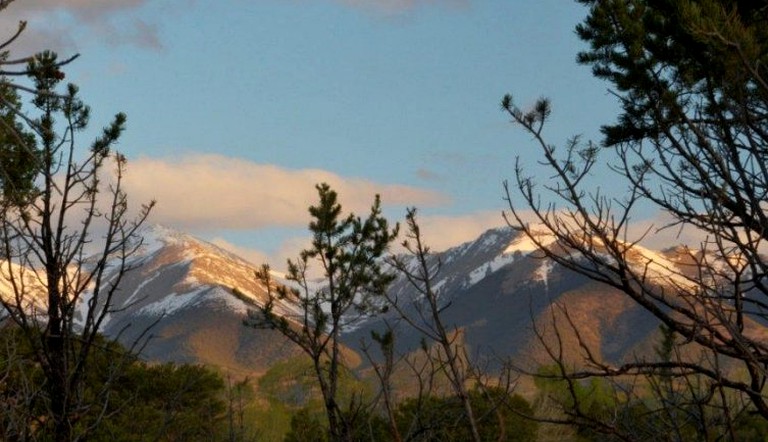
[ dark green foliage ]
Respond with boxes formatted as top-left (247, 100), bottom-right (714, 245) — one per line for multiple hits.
top-left (568, 0), bottom-right (768, 255)
top-left (731, 413), bottom-right (768, 441)
top-left (0, 24), bottom-right (39, 207)
top-left (394, 388), bottom-right (537, 442)
top-left (0, 326), bottom-right (46, 440)
top-left (284, 408), bottom-right (328, 442)
top-left (226, 376), bottom-right (257, 442)
top-left (0, 327), bottom-right (229, 441)
top-left (575, 0), bottom-right (768, 147)
top-left (533, 367), bottom-right (634, 440)
top-left (533, 354), bottom-right (768, 441)
top-left (258, 357), bottom-right (327, 408)
top-left (0, 82), bottom-right (38, 207)
top-left (280, 387), bottom-right (537, 442)
top-left (97, 363), bottom-right (227, 441)
top-left (258, 356), bottom-right (377, 441)
top-left (0, 327), bottom-right (139, 439)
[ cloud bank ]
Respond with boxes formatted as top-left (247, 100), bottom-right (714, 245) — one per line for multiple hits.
top-left (122, 154), bottom-right (448, 231)
top-left (412, 210), bottom-right (506, 252)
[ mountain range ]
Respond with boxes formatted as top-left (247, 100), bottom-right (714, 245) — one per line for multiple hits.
top-left (68, 224), bottom-right (692, 378)
top-left (1, 223), bottom-right (723, 379)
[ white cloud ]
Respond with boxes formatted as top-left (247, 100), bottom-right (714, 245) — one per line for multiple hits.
top-left (122, 154), bottom-right (448, 232)
top-left (110, 153), bottom-right (507, 269)
top-left (627, 211), bottom-right (711, 251)
top-left (400, 210), bottom-right (506, 252)
top-left (209, 210), bottom-right (505, 274)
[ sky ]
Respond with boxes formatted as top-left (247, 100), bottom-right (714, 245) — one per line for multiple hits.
top-left (0, 0), bottom-right (644, 267)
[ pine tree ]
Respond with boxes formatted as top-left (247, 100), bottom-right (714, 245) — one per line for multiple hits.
top-left (245, 183), bottom-right (397, 441)
top-left (0, 50), bottom-right (153, 441)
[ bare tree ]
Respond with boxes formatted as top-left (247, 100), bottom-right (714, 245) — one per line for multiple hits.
top-left (386, 208), bottom-right (484, 442)
top-left (360, 327), bottom-right (404, 442)
top-left (0, 47), bottom-right (153, 441)
top-left (521, 297), bottom-right (758, 441)
top-left (501, 0), bottom-right (768, 435)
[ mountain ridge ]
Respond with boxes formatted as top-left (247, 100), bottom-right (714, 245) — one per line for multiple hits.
top-left (0, 223), bottom-right (722, 378)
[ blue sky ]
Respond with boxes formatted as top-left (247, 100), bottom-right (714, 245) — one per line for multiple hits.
top-left (3, 0), bottom-right (625, 265)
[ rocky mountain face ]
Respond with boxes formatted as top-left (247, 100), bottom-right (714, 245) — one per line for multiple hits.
top-left (93, 225), bottom-right (304, 377)
top-left (0, 224), bottom-right (706, 376)
top-left (343, 227), bottom-right (666, 370)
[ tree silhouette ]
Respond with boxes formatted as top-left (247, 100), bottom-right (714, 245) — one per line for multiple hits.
top-left (503, 0), bottom-right (768, 437)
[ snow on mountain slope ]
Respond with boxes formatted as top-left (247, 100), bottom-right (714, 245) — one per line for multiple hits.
top-left (98, 225), bottom-right (301, 327)
top-left (82, 224), bottom-right (305, 375)
top-left (103, 224), bottom-right (759, 374)
top-left (344, 225), bottom-right (713, 369)
top-left (1, 221), bottom-right (726, 375)
top-left (418, 225), bottom-right (697, 299)
top-left (387, 227), bottom-right (519, 300)
top-left (0, 260), bottom-right (48, 318)
top-left (380, 227), bottom-right (557, 313)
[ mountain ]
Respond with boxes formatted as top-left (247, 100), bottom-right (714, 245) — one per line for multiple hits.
top-left (95, 225), bottom-right (698, 374)
top-left (343, 227), bottom-right (667, 370)
top-left (95, 225), bottom-right (305, 377)
top-left (0, 223), bottom-right (720, 377)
